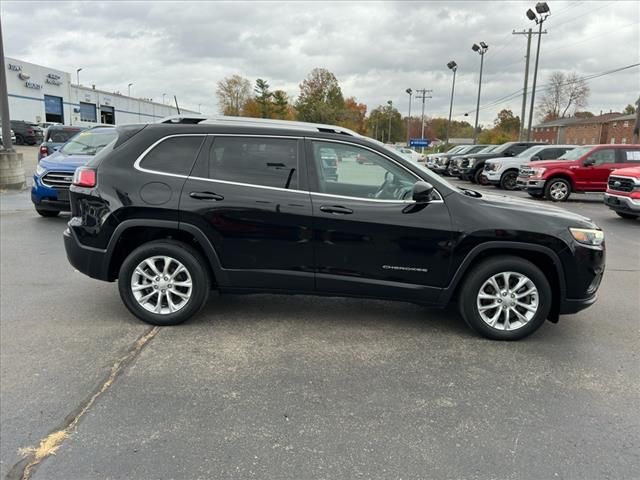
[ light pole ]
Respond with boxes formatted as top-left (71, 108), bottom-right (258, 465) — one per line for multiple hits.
top-left (76, 68), bottom-right (82, 85)
top-left (387, 100), bottom-right (393, 144)
top-left (128, 83), bottom-right (133, 97)
top-left (526, 2), bottom-right (551, 140)
top-left (445, 61), bottom-right (457, 147)
top-left (198, 103), bottom-right (202, 113)
top-left (405, 88), bottom-right (413, 146)
top-left (471, 42), bottom-right (488, 144)
top-left (162, 93), bottom-right (166, 105)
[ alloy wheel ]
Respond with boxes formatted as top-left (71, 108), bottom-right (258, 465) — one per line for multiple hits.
top-left (130, 256), bottom-right (193, 314)
top-left (476, 271), bottom-right (539, 331)
top-left (549, 181), bottom-right (568, 200)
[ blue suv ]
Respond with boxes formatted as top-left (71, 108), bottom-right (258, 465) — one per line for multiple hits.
top-left (32, 127), bottom-right (117, 217)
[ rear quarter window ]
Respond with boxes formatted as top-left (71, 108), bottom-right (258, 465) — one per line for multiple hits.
top-left (139, 136), bottom-right (205, 176)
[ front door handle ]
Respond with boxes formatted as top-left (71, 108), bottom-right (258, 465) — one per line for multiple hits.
top-left (190, 191), bottom-right (224, 201)
top-left (320, 205), bottom-right (353, 215)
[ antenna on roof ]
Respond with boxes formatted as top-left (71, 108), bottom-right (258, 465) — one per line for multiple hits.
top-left (174, 95), bottom-right (181, 114)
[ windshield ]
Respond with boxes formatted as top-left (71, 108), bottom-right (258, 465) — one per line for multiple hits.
top-left (61, 129), bottom-right (118, 156)
top-left (557, 146), bottom-right (592, 160)
top-left (478, 146), bottom-right (497, 153)
top-left (515, 145), bottom-right (545, 158)
top-left (47, 128), bottom-right (83, 143)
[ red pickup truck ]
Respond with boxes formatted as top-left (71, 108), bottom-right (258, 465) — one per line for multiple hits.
top-left (516, 144), bottom-right (640, 201)
top-left (604, 166), bottom-right (640, 219)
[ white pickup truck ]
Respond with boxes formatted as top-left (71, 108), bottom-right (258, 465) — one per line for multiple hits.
top-left (482, 144), bottom-right (576, 190)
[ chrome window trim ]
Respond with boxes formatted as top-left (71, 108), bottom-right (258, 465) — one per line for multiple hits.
top-left (132, 133), bottom-right (444, 203)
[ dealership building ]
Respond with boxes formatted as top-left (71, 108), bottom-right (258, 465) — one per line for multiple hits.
top-left (4, 57), bottom-right (198, 127)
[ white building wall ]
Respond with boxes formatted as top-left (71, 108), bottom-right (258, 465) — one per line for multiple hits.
top-left (4, 56), bottom-right (197, 127)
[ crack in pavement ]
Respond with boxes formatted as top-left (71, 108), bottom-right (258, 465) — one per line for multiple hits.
top-left (6, 327), bottom-right (159, 480)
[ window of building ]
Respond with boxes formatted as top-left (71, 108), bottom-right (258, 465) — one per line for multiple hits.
top-left (209, 137), bottom-right (298, 189)
top-left (310, 141), bottom-right (417, 201)
top-left (611, 138), bottom-right (616, 144)
top-left (140, 136), bottom-right (205, 176)
top-left (79, 102), bottom-right (97, 123)
top-left (623, 121), bottom-right (629, 128)
top-left (621, 138), bottom-right (627, 144)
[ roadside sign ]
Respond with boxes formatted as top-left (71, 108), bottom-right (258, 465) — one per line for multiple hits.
top-left (409, 138), bottom-right (430, 148)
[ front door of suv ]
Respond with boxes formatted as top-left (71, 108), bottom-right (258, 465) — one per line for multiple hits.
top-left (179, 135), bottom-right (314, 291)
top-left (306, 139), bottom-right (452, 304)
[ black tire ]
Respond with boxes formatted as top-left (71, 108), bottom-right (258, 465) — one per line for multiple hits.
top-left (474, 168), bottom-right (487, 185)
top-left (458, 256), bottom-right (552, 341)
top-left (15, 134), bottom-right (24, 145)
top-left (118, 240), bottom-right (211, 326)
top-left (35, 208), bottom-right (59, 217)
top-left (499, 170), bottom-right (519, 190)
top-left (527, 191), bottom-right (544, 198)
top-left (544, 178), bottom-right (571, 202)
top-left (615, 211), bottom-right (638, 220)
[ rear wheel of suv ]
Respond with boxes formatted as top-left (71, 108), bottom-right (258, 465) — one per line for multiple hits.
top-left (118, 240), bottom-right (211, 326)
top-left (15, 134), bottom-right (24, 145)
top-left (544, 178), bottom-right (571, 201)
top-left (458, 256), bottom-right (551, 340)
top-left (500, 170), bottom-right (518, 190)
top-left (35, 208), bottom-right (59, 217)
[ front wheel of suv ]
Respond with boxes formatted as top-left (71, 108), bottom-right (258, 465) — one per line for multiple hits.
top-left (458, 256), bottom-right (552, 340)
top-left (118, 240), bottom-right (211, 326)
top-left (544, 178), bottom-right (571, 201)
top-left (500, 170), bottom-right (518, 190)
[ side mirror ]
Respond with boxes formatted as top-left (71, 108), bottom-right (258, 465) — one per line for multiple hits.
top-left (531, 155), bottom-right (541, 161)
top-left (583, 158), bottom-right (595, 166)
top-left (412, 181), bottom-right (434, 203)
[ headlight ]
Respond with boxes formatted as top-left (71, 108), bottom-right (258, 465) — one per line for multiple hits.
top-left (569, 228), bottom-right (604, 247)
top-left (467, 158), bottom-right (476, 166)
top-left (531, 167), bottom-right (546, 177)
top-left (491, 163), bottom-right (501, 171)
top-left (35, 164), bottom-right (46, 176)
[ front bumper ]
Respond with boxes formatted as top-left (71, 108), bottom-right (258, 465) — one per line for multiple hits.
top-left (483, 170), bottom-right (502, 184)
top-left (516, 176), bottom-right (546, 190)
top-left (31, 174), bottom-right (71, 211)
top-left (604, 192), bottom-right (640, 213)
top-left (64, 227), bottom-right (111, 281)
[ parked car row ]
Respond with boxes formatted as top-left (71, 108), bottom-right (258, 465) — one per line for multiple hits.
top-left (425, 141), bottom-right (640, 220)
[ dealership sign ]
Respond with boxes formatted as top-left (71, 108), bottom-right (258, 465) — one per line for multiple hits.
top-left (46, 73), bottom-right (62, 86)
top-left (25, 81), bottom-right (43, 90)
top-left (8, 64), bottom-right (22, 71)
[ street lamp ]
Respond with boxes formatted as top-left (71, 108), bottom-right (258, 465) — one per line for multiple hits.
top-left (128, 83), bottom-right (133, 97)
top-left (198, 103), bottom-right (202, 113)
top-left (162, 93), bottom-right (166, 105)
top-left (445, 61), bottom-right (458, 147)
top-left (76, 68), bottom-right (82, 86)
top-left (525, 2), bottom-right (551, 140)
top-left (387, 100), bottom-right (393, 144)
top-left (471, 42), bottom-right (488, 144)
top-left (405, 88), bottom-right (413, 145)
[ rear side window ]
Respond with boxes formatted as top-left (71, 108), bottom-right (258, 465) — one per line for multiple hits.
top-left (208, 137), bottom-right (298, 189)
top-left (140, 136), bottom-right (204, 176)
top-left (623, 148), bottom-right (640, 163)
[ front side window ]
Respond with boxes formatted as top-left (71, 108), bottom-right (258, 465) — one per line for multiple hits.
top-left (140, 136), bottom-right (204, 175)
top-left (586, 149), bottom-right (616, 165)
top-left (311, 141), bottom-right (417, 201)
top-left (209, 137), bottom-right (298, 189)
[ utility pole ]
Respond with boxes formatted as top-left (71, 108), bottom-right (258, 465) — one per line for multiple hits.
top-left (513, 29), bottom-right (546, 140)
top-left (525, 4), bottom-right (551, 141)
top-left (633, 96), bottom-right (640, 144)
top-left (415, 89), bottom-right (432, 152)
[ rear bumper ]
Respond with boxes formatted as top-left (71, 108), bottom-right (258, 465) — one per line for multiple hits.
top-left (604, 192), bottom-right (640, 213)
top-left (64, 227), bottom-right (111, 281)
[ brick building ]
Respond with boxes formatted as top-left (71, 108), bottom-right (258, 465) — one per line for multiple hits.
top-left (532, 113), bottom-right (637, 145)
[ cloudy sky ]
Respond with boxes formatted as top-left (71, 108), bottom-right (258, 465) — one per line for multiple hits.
top-left (2, 1), bottom-right (639, 127)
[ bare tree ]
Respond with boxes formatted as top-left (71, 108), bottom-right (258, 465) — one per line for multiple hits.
top-left (537, 71), bottom-right (590, 121)
top-left (215, 75), bottom-right (251, 116)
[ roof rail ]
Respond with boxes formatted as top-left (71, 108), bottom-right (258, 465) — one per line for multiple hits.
top-left (158, 114), bottom-right (358, 136)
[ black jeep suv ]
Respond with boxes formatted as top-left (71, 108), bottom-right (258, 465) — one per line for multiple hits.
top-left (64, 117), bottom-right (605, 340)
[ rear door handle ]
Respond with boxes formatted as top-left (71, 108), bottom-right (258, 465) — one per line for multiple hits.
top-left (319, 205), bottom-right (353, 215)
top-left (190, 191), bottom-right (224, 201)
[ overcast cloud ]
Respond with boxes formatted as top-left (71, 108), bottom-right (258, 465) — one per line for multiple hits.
top-left (2, 0), bottom-right (639, 127)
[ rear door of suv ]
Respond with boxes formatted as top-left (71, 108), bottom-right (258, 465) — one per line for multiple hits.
top-left (305, 138), bottom-right (452, 304)
top-left (179, 133), bottom-right (315, 291)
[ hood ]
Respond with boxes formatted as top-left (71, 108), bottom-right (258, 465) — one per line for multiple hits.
top-left (477, 190), bottom-right (596, 228)
top-left (611, 166), bottom-right (640, 177)
top-left (39, 149), bottom-right (94, 169)
top-left (485, 155), bottom-right (518, 164)
top-left (523, 159), bottom-right (577, 168)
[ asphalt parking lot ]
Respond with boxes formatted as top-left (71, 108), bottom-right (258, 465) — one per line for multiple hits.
top-left (1, 158), bottom-right (639, 479)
